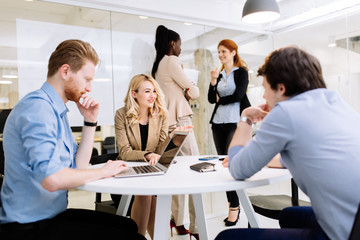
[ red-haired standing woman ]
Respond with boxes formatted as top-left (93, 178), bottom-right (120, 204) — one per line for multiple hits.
top-left (208, 39), bottom-right (251, 227)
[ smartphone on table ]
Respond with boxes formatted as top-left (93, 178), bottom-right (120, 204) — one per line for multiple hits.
top-left (198, 156), bottom-right (219, 161)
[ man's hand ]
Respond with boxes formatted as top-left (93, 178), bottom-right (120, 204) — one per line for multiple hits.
top-left (222, 156), bottom-right (229, 168)
top-left (229, 104), bottom-right (269, 149)
top-left (266, 154), bottom-right (283, 168)
top-left (242, 104), bottom-right (269, 122)
top-left (101, 160), bottom-right (128, 177)
top-left (76, 93), bottom-right (99, 122)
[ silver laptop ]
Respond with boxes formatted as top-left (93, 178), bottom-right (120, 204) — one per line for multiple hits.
top-left (114, 131), bottom-right (188, 178)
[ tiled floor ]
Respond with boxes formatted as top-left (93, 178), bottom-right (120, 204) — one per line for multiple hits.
top-left (68, 189), bottom-right (280, 239)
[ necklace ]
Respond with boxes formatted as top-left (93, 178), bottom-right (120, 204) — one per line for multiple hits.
top-left (139, 116), bottom-right (149, 125)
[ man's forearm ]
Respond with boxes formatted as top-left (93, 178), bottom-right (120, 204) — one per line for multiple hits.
top-left (41, 167), bottom-right (102, 192)
top-left (228, 121), bottom-right (252, 150)
top-left (76, 125), bottom-right (96, 169)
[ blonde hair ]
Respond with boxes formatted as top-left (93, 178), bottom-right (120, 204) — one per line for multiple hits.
top-left (124, 74), bottom-right (167, 124)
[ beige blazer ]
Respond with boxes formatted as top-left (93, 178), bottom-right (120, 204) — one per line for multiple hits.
top-left (156, 55), bottom-right (200, 127)
top-left (114, 107), bottom-right (169, 161)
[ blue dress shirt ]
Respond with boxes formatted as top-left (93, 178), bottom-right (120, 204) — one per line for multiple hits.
top-left (212, 67), bottom-right (240, 124)
top-left (228, 89), bottom-right (360, 240)
top-left (0, 82), bottom-right (78, 224)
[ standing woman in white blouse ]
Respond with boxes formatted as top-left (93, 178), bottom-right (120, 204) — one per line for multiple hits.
top-left (151, 25), bottom-right (200, 240)
top-left (208, 39), bottom-right (251, 227)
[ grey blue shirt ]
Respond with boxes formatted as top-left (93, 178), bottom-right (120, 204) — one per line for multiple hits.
top-left (213, 67), bottom-right (240, 124)
top-left (228, 89), bottom-right (360, 240)
top-left (0, 82), bottom-right (78, 224)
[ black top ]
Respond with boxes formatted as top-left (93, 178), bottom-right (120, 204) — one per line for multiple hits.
top-left (139, 123), bottom-right (149, 151)
top-left (207, 67), bottom-right (251, 124)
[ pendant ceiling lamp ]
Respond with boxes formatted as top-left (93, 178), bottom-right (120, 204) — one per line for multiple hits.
top-left (242, 0), bottom-right (280, 24)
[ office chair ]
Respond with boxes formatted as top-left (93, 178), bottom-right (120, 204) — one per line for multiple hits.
top-left (0, 141), bottom-right (3, 208)
top-left (0, 141), bottom-right (4, 192)
top-left (0, 109), bottom-right (10, 194)
top-left (349, 202), bottom-right (360, 240)
top-left (102, 136), bottom-right (118, 154)
top-left (248, 178), bottom-right (311, 225)
top-left (89, 153), bottom-right (132, 215)
top-left (91, 147), bottom-right (99, 157)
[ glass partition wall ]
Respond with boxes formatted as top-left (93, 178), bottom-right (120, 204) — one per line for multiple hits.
top-left (0, 0), bottom-right (219, 155)
top-left (273, 13), bottom-right (360, 114)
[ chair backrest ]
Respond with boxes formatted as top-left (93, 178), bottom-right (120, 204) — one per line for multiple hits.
top-left (349, 202), bottom-right (360, 240)
top-left (103, 136), bottom-right (115, 145)
top-left (291, 178), bottom-right (299, 206)
top-left (0, 141), bottom-right (4, 207)
top-left (102, 136), bottom-right (118, 154)
top-left (0, 141), bottom-right (4, 193)
top-left (0, 109), bottom-right (11, 134)
top-left (90, 153), bottom-right (119, 165)
top-left (92, 147), bottom-right (99, 157)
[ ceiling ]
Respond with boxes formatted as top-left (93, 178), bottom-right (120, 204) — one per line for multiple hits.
top-left (1, 0), bottom-right (360, 48)
top-left (42, 0), bottom-right (360, 72)
top-left (2, 0), bottom-right (360, 110)
top-left (44, 0), bottom-right (360, 34)
top-left (1, 0), bottom-right (360, 73)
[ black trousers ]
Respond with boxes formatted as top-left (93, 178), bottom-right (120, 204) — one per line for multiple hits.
top-left (212, 123), bottom-right (239, 208)
top-left (1, 209), bottom-right (146, 240)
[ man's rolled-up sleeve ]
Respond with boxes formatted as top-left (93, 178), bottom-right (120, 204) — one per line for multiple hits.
top-left (228, 106), bottom-right (293, 180)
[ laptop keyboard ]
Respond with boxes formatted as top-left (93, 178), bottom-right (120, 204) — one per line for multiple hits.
top-left (133, 165), bottom-right (161, 174)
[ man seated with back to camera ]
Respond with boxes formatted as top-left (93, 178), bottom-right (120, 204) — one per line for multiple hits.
top-left (216, 46), bottom-right (360, 240)
top-left (0, 39), bottom-right (145, 240)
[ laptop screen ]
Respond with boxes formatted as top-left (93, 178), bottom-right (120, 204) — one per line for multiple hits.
top-left (157, 132), bottom-right (188, 169)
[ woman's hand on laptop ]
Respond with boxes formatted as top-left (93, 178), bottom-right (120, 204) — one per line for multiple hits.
top-left (170, 125), bottom-right (193, 138)
top-left (145, 153), bottom-right (160, 165)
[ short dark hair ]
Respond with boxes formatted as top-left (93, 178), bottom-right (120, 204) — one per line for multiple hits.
top-left (47, 39), bottom-right (99, 78)
top-left (258, 46), bottom-right (326, 96)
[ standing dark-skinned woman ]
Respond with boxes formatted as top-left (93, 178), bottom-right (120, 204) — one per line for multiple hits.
top-left (152, 25), bottom-right (200, 240)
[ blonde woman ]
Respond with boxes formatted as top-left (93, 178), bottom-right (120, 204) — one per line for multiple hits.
top-left (114, 74), bottom-right (169, 238)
